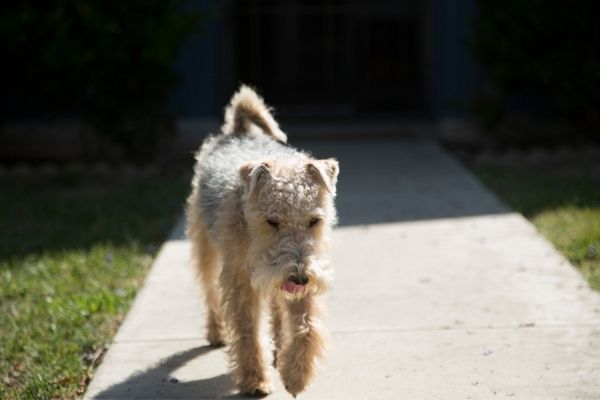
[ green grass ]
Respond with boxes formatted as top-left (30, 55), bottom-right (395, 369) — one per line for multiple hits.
top-left (0, 173), bottom-right (189, 399)
top-left (475, 165), bottom-right (600, 291)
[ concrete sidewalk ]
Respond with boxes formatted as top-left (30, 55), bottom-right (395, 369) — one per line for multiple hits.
top-left (85, 138), bottom-right (600, 400)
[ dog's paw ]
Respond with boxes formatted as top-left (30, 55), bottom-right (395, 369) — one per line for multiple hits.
top-left (280, 359), bottom-right (311, 397)
top-left (207, 337), bottom-right (225, 348)
top-left (282, 378), bottom-right (307, 397)
top-left (206, 330), bottom-right (225, 348)
top-left (240, 381), bottom-right (272, 397)
top-left (208, 339), bottom-right (225, 348)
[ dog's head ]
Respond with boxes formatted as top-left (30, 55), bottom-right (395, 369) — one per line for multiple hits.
top-left (239, 157), bottom-right (339, 299)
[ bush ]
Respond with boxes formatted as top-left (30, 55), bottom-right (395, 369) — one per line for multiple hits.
top-left (0, 1), bottom-right (203, 162)
top-left (470, 1), bottom-right (600, 131)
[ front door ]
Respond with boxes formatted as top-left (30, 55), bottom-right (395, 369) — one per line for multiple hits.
top-left (232, 0), bottom-right (430, 118)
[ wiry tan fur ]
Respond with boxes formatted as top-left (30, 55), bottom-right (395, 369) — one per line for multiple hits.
top-left (186, 85), bottom-right (338, 397)
top-left (222, 84), bottom-right (288, 143)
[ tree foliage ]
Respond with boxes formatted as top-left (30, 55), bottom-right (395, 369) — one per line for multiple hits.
top-left (470, 1), bottom-right (600, 128)
top-left (0, 1), bottom-right (203, 161)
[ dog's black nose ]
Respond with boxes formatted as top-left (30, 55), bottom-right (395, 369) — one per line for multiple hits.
top-left (289, 275), bottom-right (309, 285)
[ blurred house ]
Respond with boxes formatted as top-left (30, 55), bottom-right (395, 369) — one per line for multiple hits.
top-left (170, 0), bottom-right (481, 144)
top-left (0, 0), bottom-right (481, 163)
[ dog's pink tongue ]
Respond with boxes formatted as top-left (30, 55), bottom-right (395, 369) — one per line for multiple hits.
top-left (282, 280), bottom-right (305, 294)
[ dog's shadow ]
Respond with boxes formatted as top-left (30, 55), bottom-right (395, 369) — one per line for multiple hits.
top-left (92, 345), bottom-right (258, 400)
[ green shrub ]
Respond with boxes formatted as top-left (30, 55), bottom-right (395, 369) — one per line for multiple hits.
top-left (0, 1), bottom-right (203, 162)
top-left (470, 0), bottom-right (600, 131)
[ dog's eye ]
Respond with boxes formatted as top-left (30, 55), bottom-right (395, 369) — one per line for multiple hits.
top-left (266, 219), bottom-right (279, 229)
top-left (308, 218), bottom-right (321, 228)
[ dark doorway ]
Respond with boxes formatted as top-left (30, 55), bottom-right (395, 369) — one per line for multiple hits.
top-left (231, 0), bottom-right (431, 118)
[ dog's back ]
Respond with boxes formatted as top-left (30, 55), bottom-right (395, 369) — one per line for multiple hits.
top-left (191, 86), bottom-right (309, 231)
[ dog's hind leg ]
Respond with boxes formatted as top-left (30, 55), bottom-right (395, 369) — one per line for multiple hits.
top-left (188, 206), bottom-right (225, 347)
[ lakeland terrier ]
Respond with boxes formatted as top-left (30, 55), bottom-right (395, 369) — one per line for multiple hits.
top-left (186, 86), bottom-right (339, 396)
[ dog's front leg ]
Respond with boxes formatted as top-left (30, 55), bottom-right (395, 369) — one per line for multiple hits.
top-left (221, 263), bottom-right (271, 396)
top-left (278, 295), bottom-right (325, 396)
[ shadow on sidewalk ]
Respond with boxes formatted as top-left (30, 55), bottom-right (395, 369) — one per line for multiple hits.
top-left (93, 345), bottom-right (256, 399)
top-left (296, 138), bottom-right (510, 226)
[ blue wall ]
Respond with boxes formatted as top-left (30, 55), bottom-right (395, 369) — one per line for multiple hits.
top-left (432, 0), bottom-right (482, 119)
top-left (169, 0), bottom-right (484, 121)
top-left (167, 0), bottom-right (224, 119)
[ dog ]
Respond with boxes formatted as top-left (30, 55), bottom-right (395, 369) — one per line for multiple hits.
top-left (186, 85), bottom-right (339, 396)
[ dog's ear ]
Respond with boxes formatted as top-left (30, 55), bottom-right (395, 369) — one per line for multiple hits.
top-left (240, 161), bottom-right (271, 194)
top-left (307, 158), bottom-right (339, 196)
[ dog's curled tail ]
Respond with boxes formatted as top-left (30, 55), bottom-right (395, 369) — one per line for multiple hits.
top-left (221, 85), bottom-right (287, 143)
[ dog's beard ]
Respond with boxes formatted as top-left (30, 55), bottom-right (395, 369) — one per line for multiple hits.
top-left (249, 252), bottom-right (333, 300)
